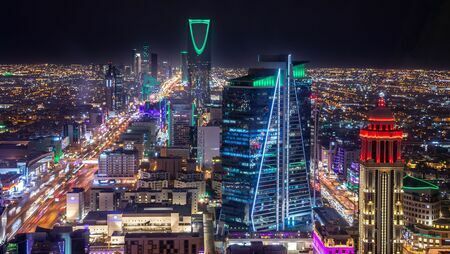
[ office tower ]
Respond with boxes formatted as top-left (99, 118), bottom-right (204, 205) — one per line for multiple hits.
top-left (169, 103), bottom-right (192, 147)
top-left (358, 95), bottom-right (404, 254)
top-left (151, 53), bottom-right (158, 80)
top-left (187, 19), bottom-right (211, 110)
top-left (105, 64), bottom-right (114, 112)
top-left (221, 56), bottom-right (312, 232)
top-left (162, 61), bottom-right (172, 80)
top-left (66, 188), bottom-right (85, 223)
top-left (197, 126), bottom-right (220, 169)
top-left (98, 149), bottom-right (139, 178)
top-left (131, 49), bottom-right (137, 74)
top-left (181, 51), bottom-right (189, 83)
top-left (105, 64), bottom-right (126, 112)
top-left (142, 43), bottom-right (150, 73)
top-left (113, 67), bottom-right (125, 111)
top-left (134, 53), bottom-right (142, 77)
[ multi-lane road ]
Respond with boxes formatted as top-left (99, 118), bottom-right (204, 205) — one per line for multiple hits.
top-left (6, 113), bottom-right (132, 240)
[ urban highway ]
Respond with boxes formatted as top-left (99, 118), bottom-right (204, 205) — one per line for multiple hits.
top-left (6, 113), bottom-right (132, 240)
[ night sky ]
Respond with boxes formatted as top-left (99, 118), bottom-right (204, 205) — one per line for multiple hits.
top-left (1, 0), bottom-right (449, 68)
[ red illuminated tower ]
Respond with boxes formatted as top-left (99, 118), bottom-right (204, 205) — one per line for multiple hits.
top-left (358, 94), bottom-right (404, 254)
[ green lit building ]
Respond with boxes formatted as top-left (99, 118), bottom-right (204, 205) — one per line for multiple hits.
top-left (402, 175), bottom-right (450, 253)
top-left (187, 19), bottom-right (211, 109)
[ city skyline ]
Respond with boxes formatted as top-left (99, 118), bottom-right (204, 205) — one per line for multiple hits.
top-left (0, 2), bottom-right (448, 253)
top-left (0, 0), bottom-right (449, 68)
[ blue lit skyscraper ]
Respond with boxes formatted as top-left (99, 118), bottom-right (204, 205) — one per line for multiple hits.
top-left (221, 56), bottom-right (312, 232)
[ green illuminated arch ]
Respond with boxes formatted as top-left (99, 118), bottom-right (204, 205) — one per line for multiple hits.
top-left (188, 19), bottom-right (210, 55)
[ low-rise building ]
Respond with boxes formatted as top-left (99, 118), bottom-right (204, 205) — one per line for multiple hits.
top-left (312, 207), bottom-right (355, 254)
top-left (403, 175), bottom-right (441, 227)
top-left (95, 148), bottom-right (139, 185)
top-left (66, 188), bottom-right (85, 223)
top-left (124, 232), bottom-right (203, 254)
top-left (74, 204), bottom-right (196, 243)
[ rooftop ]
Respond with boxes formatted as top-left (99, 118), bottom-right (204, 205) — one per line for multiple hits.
top-left (403, 175), bottom-right (439, 191)
top-left (125, 232), bottom-right (200, 239)
top-left (314, 207), bottom-right (349, 228)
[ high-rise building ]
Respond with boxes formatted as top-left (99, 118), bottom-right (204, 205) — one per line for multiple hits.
top-left (181, 51), bottom-right (189, 83)
top-left (142, 43), bottom-right (150, 73)
top-left (197, 126), bottom-right (220, 169)
top-left (358, 95), bottom-right (404, 254)
top-left (134, 53), bottom-right (142, 77)
top-left (114, 67), bottom-right (125, 111)
top-left (105, 64), bottom-right (126, 112)
top-left (169, 103), bottom-right (192, 147)
top-left (187, 19), bottom-right (211, 110)
top-left (151, 53), bottom-right (158, 80)
top-left (221, 57), bottom-right (312, 232)
top-left (105, 65), bottom-right (114, 112)
top-left (131, 49), bottom-right (137, 74)
top-left (162, 61), bottom-right (172, 80)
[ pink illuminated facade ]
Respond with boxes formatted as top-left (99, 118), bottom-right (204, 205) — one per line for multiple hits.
top-left (312, 229), bottom-right (355, 254)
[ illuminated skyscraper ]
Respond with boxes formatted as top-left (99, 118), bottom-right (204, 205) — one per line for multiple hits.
top-left (142, 44), bottom-right (150, 73)
top-left (131, 49), bottom-right (137, 74)
top-left (135, 53), bottom-right (142, 77)
top-left (113, 67), bottom-right (125, 111)
top-left (105, 64), bottom-right (126, 112)
top-left (105, 64), bottom-right (114, 112)
top-left (221, 56), bottom-right (312, 232)
top-left (358, 95), bottom-right (404, 254)
top-left (169, 103), bottom-right (192, 147)
top-left (181, 51), bottom-right (189, 83)
top-left (187, 19), bottom-right (211, 109)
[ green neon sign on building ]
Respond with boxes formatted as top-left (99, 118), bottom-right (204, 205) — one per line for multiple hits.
top-left (188, 19), bottom-right (210, 56)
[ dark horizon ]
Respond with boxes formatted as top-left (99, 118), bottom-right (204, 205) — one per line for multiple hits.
top-left (1, 0), bottom-right (449, 69)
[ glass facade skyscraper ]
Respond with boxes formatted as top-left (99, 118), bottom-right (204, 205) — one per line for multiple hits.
top-left (105, 64), bottom-right (125, 113)
top-left (221, 59), bottom-right (312, 232)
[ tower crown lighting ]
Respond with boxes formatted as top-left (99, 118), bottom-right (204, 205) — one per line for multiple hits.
top-left (360, 95), bottom-right (403, 163)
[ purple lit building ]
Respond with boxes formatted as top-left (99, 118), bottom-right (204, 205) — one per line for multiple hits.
top-left (139, 101), bottom-right (160, 119)
top-left (312, 207), bottom-right (355, 254)
top-left (346, 162), bottom-right (359, 193)
top-left (331, 145), bottom-right (359, 181)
